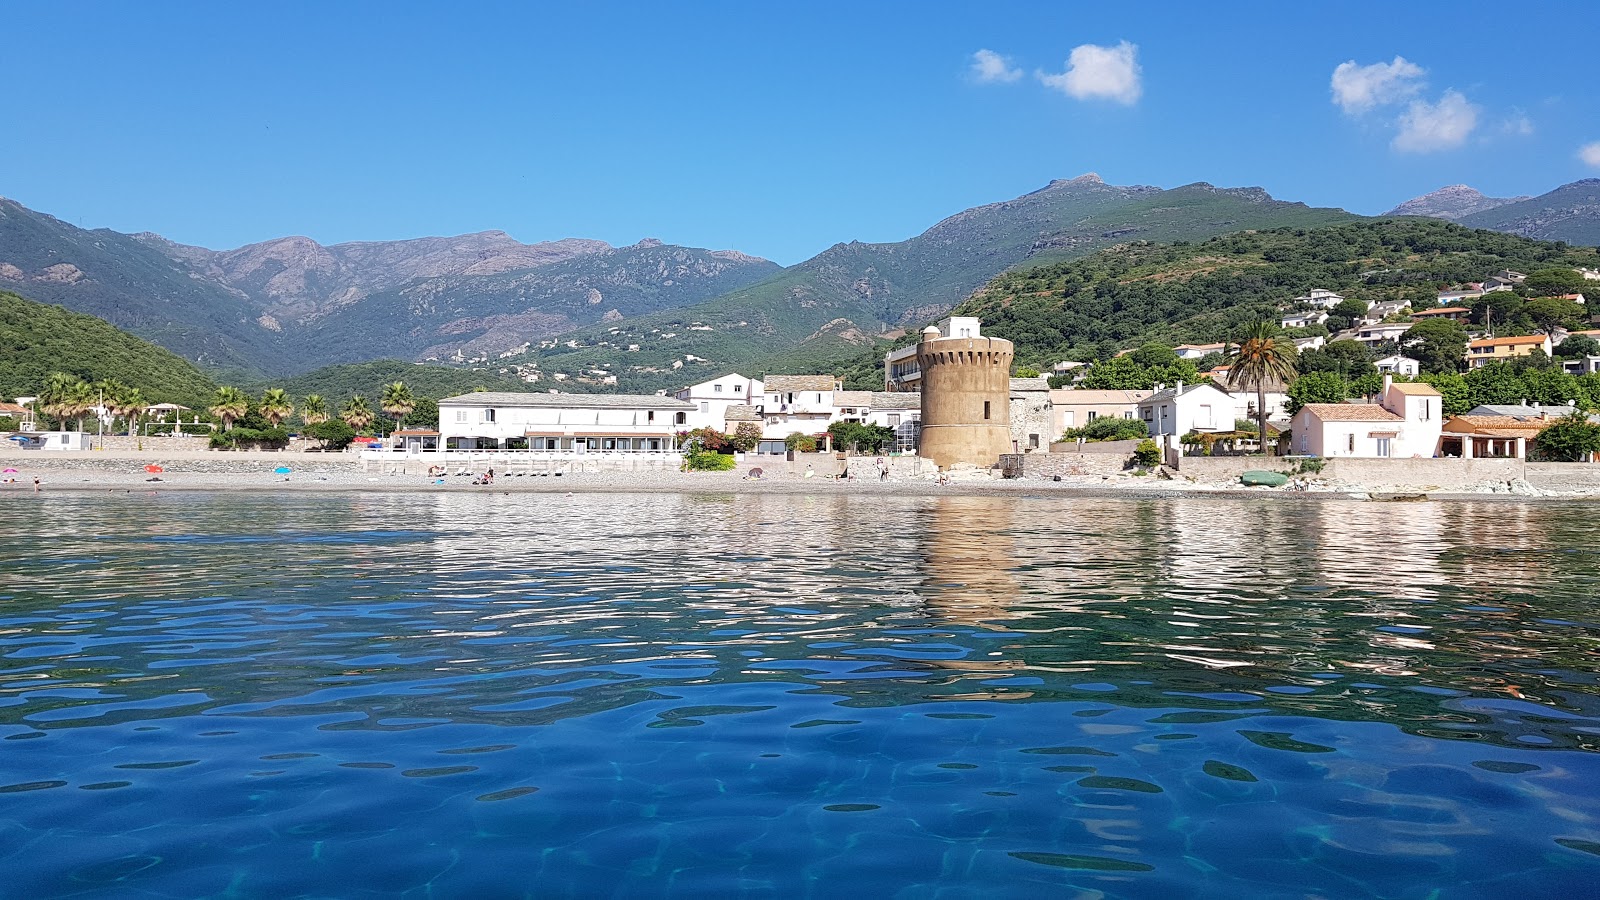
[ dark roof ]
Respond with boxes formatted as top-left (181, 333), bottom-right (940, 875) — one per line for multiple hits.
top-left (438, 392), bottom-right (694, 410)
top-left (764, 375), bottom-right (837, 392)
top-left (1140, 382), bottom-right (1229, 404)
top-left (868, 391), bottom-right (920, 410)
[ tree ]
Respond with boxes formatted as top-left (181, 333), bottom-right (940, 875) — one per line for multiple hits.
top-left (1285, 372), bottom-right (1347, 414)
top-left (305, 418), bottom-right (356, 451)
top-left (1013, 365), bottom-right (1041, 378)
top-left (209, 386), bottom-right (250, 432)
top-left (408, 397), bottom-right (440, 429)
top-left (1401, 319), bottom-right (1468, 374)
top-left (729, 422), bottom-right (762, 452)
top-left (109, 386), bottom-right (148, 441)
top-left (380, 381), bottom-right (416, 431)
top-left (1469, 292), bottom-right (1525, 331)
top-left (259, 388), bottom-right (294, 428)
top-left (827, 420), bottom-right (895, 454)
top-left (1523, 267), bottom-right (1590, 298)
top-left (1298, 340), bottom-right (1376, 379)
top-left (1417, 372), bottom-right (1472, 416)
top-left (1081, 352), bottom-right (1201, 391)
top-left (1464, 362), bottom-right (1524, 407)
top-left (784, 432), bottom-right (817, 453)
top-left (1555, 335), bottom-right (1600, 360)
top-left (1519, 367), bottom-right (1581, 407)
top-left (1524, 297), bottom-right (1585, 334)
top-left (1225, 322), bottom-right (1298, 455)
top-left (1532, 412), bottom-right (1600, 462)
top-left (40, 372), bottom-right (88, 431)
top-left (1326, 298), bottom-right (1371, 330)
top-left (1064, 417), bottom-right (1150, 442)
top-left (340, 395), bottom-right (375, 432)
top-left (301, 394), bottom-right (329, 426)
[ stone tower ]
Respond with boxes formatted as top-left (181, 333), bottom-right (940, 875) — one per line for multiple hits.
top-left (916, 317), bottom-right (1013, 469)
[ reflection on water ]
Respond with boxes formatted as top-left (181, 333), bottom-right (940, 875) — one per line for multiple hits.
top-left (2, 492), bottom-right (1599, 896)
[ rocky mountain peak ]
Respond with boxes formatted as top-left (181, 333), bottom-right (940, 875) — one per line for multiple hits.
top-left (1385, 185), bottom-right (1527, 221)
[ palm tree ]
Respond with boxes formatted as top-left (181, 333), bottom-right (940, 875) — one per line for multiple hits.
top-left (112, 387), bottom-right (149, 448)
top-left (64, 379), bottom-right (97, 433)
top-left (40, 372), bottom-right (84, 430)
top-left (301, 394), bottom-right (328, 426)
top-left (341, 395), bottom-right (375, 433)
top-left (380, 381), bottom-right (416, 432)
top-left (209, 386), bottom-right (250, 432)
top-left (1225, 322), bottom-right (1299, 456)
top-left (259, 388), bottom-right (294, 429)
top-left (93, 378), bottom-right (127, 435)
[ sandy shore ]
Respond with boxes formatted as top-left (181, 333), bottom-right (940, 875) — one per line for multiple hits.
top-left (1, 454), bottom-right (1583, 503)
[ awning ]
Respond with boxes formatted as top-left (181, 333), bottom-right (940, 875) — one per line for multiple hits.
top-left (1367, 431), bottom-right (1400, 438)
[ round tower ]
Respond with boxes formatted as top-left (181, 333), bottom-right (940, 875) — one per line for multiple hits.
top-left (917, 323), bottom-right (1013, 469)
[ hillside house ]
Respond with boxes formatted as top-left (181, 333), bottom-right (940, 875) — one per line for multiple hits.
top-left (1293, 335), bottom-right (1327, 352)
top-left (1289, 377), bottom-right (1442, 459)
top-left (1438, 286), bottom-right (1486, 304)
top-left (1411, 306), bottom-right (1470, 322)
top-left (1351, 322), bottom-right (1413, 346)
top-left (1294, 289), bottom-right (1347, 309)
top-left (1374, 354), bottom-right (1421, 377)
top-left (1173, 342), bottom-right (1228, 361)
top-left (1467, 334), bottom-right (1552, 369)
top-left (1281, 310), bottom-right (1329, 329)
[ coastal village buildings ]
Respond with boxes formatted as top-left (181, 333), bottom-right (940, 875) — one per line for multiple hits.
top-left (1349, 322), bottom-right (1413, 347)
top-left (1008, 377), bottom-right (1053, 452)
top-left (1137, 382), bottom-right (1240, 444)
top-left (1467, 334), bottom-right (1552, 369)
top-left (1051, 389), bottom-right (1149, 434)
top-left (673, 373), bottom-right (764, 429)
top-left (1375, 354), bottom-right (1422, 377)
top-left (1173, 342), bottom-right (1227, 360)
top-left (884, 316), bottom-right (983, 393)
top-left (1289, 377), bottom-right (1442, 459)
top-left (1294, 289), bottom-right (1346, 309)
top-left (438, 392), bottom-right (692, 451)
top-left (1280, 310), bottom-right (1328, 329)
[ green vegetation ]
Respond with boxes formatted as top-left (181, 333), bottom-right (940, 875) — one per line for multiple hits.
top-left (1080, 344), bottom-right (1201, 390)
top-left (785, 432), bottom-right (818, 453)
top-left (1460, 180), bottom-right (1600, 246)
top-left (1064, 417), bottom-right (1150, 442)
top-left (0, 290), bottom-right (217, 404)
top-left (1227, 322), bottom-right (1298, 455)
top-left (380, 381), bottom-right (416, 431)
top-left (826, 420), bottom-right (895, 454)
top-left (958, 219), bottom-right (1600, 370)
top-left (1401, 319), bottom-right (1470, 373)
top-left (1532, 413), bottom-right (1600, 462)
top-left (260, 360), bottom-right (531, 403)
top-left (1132, 439), bottom-right (1162, 468)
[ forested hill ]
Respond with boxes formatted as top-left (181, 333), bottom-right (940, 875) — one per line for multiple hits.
top-left (0, 290), bottom-right (218, 403)
top-left (958, 219), bottom-right (1600, 368)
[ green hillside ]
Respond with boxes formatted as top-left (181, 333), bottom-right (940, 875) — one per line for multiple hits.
top-left (0, 199), bottom-right (290, 374)
top-left (1460, 178), bottom-right (1600, 247)
top-left (257, 359), bottom-right (536, 403)
top-left (0, 290), bottom-right (218, 403)
top-left (957, 218), bottom-right (1600, 368)
top-left (494, 180), bottom-right (1358, 392)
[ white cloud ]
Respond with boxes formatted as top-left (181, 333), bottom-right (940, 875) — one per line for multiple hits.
top-left (1393, 90), bottom-right (1479, 153)
top-left (1502, 113), bottom-right (1534, 137)
top-left (1580, 141), bottom-right (1600, 168)
top-left (1330, 56), bottom-right (1426, 114)
top-left (1038, 41), bottom-right (1142, 105)
top-left (970, 49), bottom-right (1021, 84)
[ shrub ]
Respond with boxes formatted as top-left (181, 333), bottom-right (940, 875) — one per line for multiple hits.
top-left (305, 419), bottom-right (356, 450)
top-left (684, 449), bottom-right (736, 471)
top-left (729, 422), bottom-right (762, 452)
top-left (785, 432), bottom-right (817, 453)
top-left (1532, 413), bottom-right (1600, 462)
top-left (1133, 439), bottom-right (1161, 468)
top-left (1064, 417), bottom-right (1149, 442)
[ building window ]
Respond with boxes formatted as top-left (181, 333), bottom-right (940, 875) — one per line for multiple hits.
top-left (887, 414), bottom-right (899, 427)
top-left (647, 411), bottom-right (655, 423)
top-left (484, 409), bottom-right (496, 423)
top-left (983, 401), bottom-right (991, 420)
top-left (734, 385), bottom-right (742, 394)
top-left (1142, 408), bottom-right (1153, 422)
top-left (1029, 434), bottom-right (1040, 449)
top-left (455, 410), bottom-right (467, 423)
top-left (1348, 434), bottom-right (1355, 453)
top-left (700, 402), bottom-right (709, 414)
top-left (1376, 437), bottom-right (1392, 457)
top-left (675, 413), bottom-right (687, 425)
top-left (714, 384), bottom-right (723, 393)
top-left (1087, 411), bottom-right (1099, 422)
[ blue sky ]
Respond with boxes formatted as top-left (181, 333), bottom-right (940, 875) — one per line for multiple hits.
top-left (3, 1), bottom-right (1597, 265)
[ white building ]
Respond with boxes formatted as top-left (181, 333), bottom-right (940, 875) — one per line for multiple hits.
top-left (885, 316), bottom-right (982, 391)
top-left (673, 372), bottom-right (764, 430)
top-left (1281, 310), bottom-right (1329, 329)
top-left (438, 392), bottom-right (692, 452)
top-left (758, 375), bottom-right (844, 444)
top-left (1350, 322), bottom-right (1413, 347)
top-left (1438, 286), bottom-right (1486, 304)
top-left (1294, 289), bottom-right (1347, 309)
top-left (1173, 342), bottom-right (1228, 361)
top-left (1289, 377), bottom-right (1442, 459)
top-left (1293, 335), bottom-right (1326, 352)
top-left (1375, 354), bottom-right (1422, 377)
top-left (1137, 382), bottom-right (1240, 443)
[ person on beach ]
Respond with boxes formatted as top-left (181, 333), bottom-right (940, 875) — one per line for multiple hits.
top-left (34, 476), bottom-right (41, 493)
top-left (803, 465), bottom-right (814, 479)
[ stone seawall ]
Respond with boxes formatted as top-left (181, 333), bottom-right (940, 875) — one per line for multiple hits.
top-left (1172, 455), bottom-right (1600, 493)
top-left (1000, 453), bottom-right (1132, 479)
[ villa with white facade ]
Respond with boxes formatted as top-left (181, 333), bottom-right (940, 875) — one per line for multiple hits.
top-left (438, 392), bottom-right (693, 452)
top-left (673, 373), bottom-right (764, 430)
top-left (1288, 377), bottom-right (1442, 459)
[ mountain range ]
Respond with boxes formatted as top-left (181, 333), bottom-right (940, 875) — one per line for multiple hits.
top-left (3, 175), bottom-right (1599, 397)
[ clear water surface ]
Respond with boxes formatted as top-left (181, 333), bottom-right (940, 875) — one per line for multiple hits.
top-left (2, 492), bottom-right (1599, 898)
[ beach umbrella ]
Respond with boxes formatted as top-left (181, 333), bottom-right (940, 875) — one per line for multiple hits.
top-left (144, 464), bottom-right (164, 474)
top-left (274, 466), bottom-right (292, 475)
top-left (748, 467), bottom-right (764, 479)
top-left (2, 467), bottom-right (17, 473)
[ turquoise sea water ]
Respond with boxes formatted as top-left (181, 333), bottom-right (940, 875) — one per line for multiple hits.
top-left (2, 492), bottom-right (1599, 898)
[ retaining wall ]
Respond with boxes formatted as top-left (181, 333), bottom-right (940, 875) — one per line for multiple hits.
top-left (1171, 454), bottom-right (1599, 491)
top-left (1000, 453), bottom-right (1132, 479)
